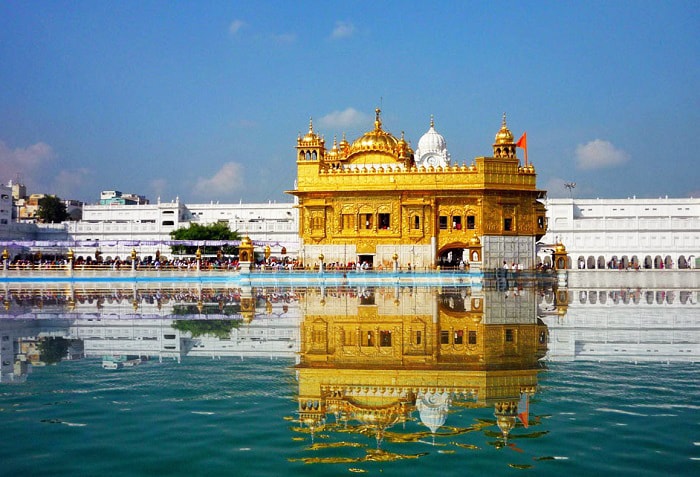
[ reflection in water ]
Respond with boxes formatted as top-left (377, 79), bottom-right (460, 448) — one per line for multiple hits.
top-left (1, 282), bottom-right (698, 469)
top-left (292, 285), bottom-right (547, 463)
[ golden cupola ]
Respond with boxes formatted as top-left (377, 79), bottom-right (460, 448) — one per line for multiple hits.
top-left (346, 108), bottom-right (405, 166)
top-left (493, 113), bottom-right (516, 159)
top-left (296, 117), bottom-right (325, 162)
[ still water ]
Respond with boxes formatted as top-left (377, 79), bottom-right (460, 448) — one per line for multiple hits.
top-left (0, 283), bottom-right (698, 476)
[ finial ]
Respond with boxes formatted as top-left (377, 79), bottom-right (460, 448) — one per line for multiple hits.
top-left (430, 114), bottom-right (434, 128)
top-left (308, 117), bottom-right (314, 133)
top-left (502, 112), bottom-right (507, 128)
top-left (375, 108), bottom-right (382, 130)
top-left (332, 135), bottom-right (338, 148)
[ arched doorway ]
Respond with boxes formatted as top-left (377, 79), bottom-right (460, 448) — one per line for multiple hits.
top-left (587, 256), bottom-right (596, 269)
top-left (664, 255), bottom-right (673, 269)
top-left (597, 256), bottom-right (606, 269)
top-left (437, 244), bottom-right (467, 269)
top-left (678, 255), bottom-right (688, 269)
top-left (630, 256), bottom-right (639, 269)
top-left (610, 255), bottom-right (619, 269)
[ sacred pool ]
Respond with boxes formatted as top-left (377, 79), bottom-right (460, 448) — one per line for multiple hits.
top-left (0, 275), bottom-right (698, 476)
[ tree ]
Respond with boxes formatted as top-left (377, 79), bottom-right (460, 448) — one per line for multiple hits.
top-left (38, 337), bottom-right (70, 364)
top-left (37, 195), bottom-right (69, 223)
top-left (169, 222), bottom-right (241, 255)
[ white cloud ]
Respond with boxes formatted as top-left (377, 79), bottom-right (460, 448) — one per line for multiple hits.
top-left (52, 168), bottom-right (92, 199)
top-left (575, 139), bottom-right (629, 170)
top-left (193, 162), bottom-right (244, 198)
top-left (318, 107), bottom-right (371, 129)
top-left (229, 19), bottom-right (245, 35)
top-left (0, 140), bottom-right (55, 182)
top-left (331, 21), bottom-right (355, 39)
top-left (149, 178), bottom-right (168, 200)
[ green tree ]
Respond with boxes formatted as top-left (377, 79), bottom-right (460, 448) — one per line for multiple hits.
top-left (37, 195), bottom-right (69, 223)
top-left (169, 222), bottom-right (240, 255)
top-left (37, 337), bottom-right (70, 364)
top-left (172, 319), bottom-right (240, 339)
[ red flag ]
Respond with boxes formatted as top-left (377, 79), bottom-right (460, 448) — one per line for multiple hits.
top-left (516, 132), bottom-right (528, 165)
top-left (517, 392), bottom-right (529, 428)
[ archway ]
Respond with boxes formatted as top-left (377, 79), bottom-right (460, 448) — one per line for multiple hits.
top-left (644, 256), bottom-right (653, 269)
top-left (597, 256), bottom-right (606, 269)
top-left (610, 255), bottom-right (619, 269)
top-left (587, 256), bottom-right (596, 269)
top-left (437, 244), bottom-right (467, 269)
top-left (542, 256), bottom-right (552, 269)
top-left (678, 255), bottom-right (688, 269)
top-left (630, 256), bottom-right (639, 269)
top-left (664, 255), bottom-right (673, 269)
top-left (654, 255), bottom-right (663, 269)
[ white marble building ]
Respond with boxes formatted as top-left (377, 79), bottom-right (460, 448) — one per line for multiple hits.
top-left (65, 198), bottom-right (299, 260)
top-left (539, 197), bottom-right (700, 269)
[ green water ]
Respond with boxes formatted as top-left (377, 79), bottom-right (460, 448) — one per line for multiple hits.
top-left (1, 357), bottom-right (698, 476)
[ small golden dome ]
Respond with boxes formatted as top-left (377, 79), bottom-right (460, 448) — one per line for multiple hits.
top-left (301, 117), bottom-right (320, 143)
top-left (241, 236), bottom-right (252, 245)
top-left (326, 136), bottom-right (339, 160)
top-left (494, 113), bottom-right (514, 144)
top-left (555, 242), bottom-right (567, 253)
top-left (469, 233), bottom-right (481, 246)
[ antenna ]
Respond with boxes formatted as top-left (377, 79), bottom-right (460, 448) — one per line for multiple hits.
top-left (564, 182), bottom-right (576, 198)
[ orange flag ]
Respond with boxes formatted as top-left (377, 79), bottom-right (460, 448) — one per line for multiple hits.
top-left (516, 132), bottom-right (528, 165)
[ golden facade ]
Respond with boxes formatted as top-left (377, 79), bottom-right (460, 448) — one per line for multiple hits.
top-left (287, 111), bottom-right (547, 270)
top-left (294, 286), bottom-right (547, 447)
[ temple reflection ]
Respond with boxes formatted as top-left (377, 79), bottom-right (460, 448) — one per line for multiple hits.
top-left (294, 285), bottom-right (547, 452)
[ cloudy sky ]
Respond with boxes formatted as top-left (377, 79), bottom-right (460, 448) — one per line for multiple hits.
top-left (1, 1), bottom-right (698, 204)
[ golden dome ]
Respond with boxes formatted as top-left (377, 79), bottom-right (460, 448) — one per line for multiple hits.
top-left (555, 242), bottom-right (567, 253)
top-left (348, 108), bottom-right (401, 159)
top-left (241, 236), bottom-right (252, 245)
top-left (301, 117), bottom-right (320, 143)
top-left (468, 233), bottom-right (481, 246)
top-left (494, 113), bottom-right (514, 145)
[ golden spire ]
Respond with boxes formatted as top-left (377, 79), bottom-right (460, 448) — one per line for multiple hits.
top-left (308, 117), bottom-right (314, 134)
top-left (374, 108), bottom-right (382, 130)
top-left (494, 112), bottom-right (514, 145)
top-left (430, 114), bottom-right (434, 129)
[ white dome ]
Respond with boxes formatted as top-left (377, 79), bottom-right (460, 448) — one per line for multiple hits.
top-left (417, 123), bottom-right (446, 154)
top-left (416, 390), bottom-right (451, 434)
top-left (415, 116), bottom-right (450, 167)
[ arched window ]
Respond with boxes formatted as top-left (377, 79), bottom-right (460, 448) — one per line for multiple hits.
top-left (413, 215), bottom-right (420, 229)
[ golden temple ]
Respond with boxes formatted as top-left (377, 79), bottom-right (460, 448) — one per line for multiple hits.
top-left (287, 110), bottom-right (547, 270)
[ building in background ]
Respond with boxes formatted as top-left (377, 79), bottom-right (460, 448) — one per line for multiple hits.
top-left (540, 197), bottom-right (700, 269)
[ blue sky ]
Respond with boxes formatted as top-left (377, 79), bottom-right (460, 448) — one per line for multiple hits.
top-left (1, 1), bottom-right (698, 204)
